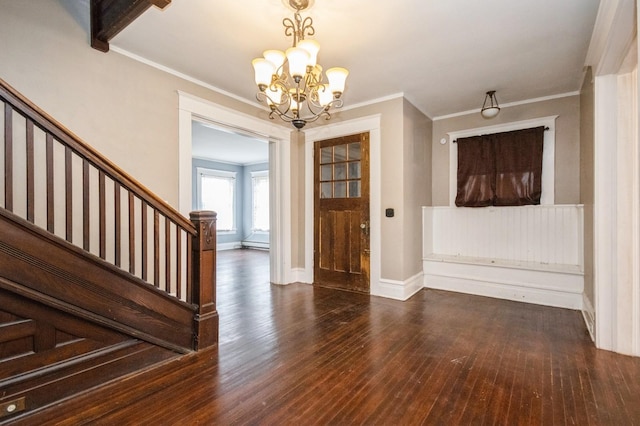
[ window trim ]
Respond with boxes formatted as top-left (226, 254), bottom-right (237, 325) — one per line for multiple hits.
top-left (196, 167), bottom-right (237, 232)
top-left (448, 116), bottom-right (557, 206)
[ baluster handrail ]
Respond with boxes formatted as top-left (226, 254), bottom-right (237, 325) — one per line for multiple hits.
top-left (0, 78), bottom-right (217, 350)
top-left (0, 78), bottom-right (195, 234)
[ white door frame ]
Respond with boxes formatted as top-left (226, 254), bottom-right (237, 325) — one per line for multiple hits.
top-left (586, 0), bottom-right (639, 355)
top-left (177, 92), bottom-right (294, 285)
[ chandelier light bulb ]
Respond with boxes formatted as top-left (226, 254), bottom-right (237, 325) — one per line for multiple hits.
top-left (286, 47), bottom-right (310, 80)
top-left (297, 39), bottom-right (320, 68)
top-left (326, 67), bottom-right (349, 97)
top-left (263, 50), bottom-right (286, 74)
top-left (252, 58), bottom-right (275, 90)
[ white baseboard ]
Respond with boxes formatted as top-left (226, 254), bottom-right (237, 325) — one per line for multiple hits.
top-left (582, 293), bottom-right (595, 341)
top-left (375, 272), bottom-right (424, 301)
top-left (291, 268), bottom-right (307, 284)
top-left (217, 241), bottom-right (242, 251)
top-left (423, 258), bottom-right (584, 309)
top-left (242, 241), bottom-right (270, 249)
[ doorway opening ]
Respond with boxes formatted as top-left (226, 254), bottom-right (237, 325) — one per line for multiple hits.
top-left (191, 118), bottom-right (271, 252)
top-left (178, 92), bottom-right (293, 286)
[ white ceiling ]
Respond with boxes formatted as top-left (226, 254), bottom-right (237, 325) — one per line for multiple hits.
top-left (191, 121), bottom-right (269, 165)
top-left (104, 0), bottom-right (600, 162)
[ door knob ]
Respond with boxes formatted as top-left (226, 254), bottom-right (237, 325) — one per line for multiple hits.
top-left (360, 221), bottom-right (370, 235)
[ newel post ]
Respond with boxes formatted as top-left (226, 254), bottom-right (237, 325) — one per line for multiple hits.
top-left (190, 210), bottom-right (218, 350)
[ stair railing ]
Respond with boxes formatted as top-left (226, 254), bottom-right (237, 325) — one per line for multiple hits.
top-left (0, 78), bottom-right (217, 349)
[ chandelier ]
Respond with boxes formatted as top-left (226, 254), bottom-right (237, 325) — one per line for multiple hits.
top-left (252, 0), bottom-right (349, 130)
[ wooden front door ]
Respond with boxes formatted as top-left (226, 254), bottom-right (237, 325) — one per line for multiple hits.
top-left (314, 132), bottom-right (370, 293)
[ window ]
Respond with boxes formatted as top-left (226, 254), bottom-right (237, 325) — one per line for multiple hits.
top-left (455, 126), bottom-right (545, 207)
top-left (449, 116), bottom-right (556, 206)
top-left (251, 171), bottom-right (269, 231)
top-left (196, 168), bottom-right (236, 231)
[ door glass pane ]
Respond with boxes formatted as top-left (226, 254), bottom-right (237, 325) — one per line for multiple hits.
top-left (334, 182), bottom-right (347, 198)
top-left (348, 142), bottom-right (361, 160)
top-left (320, 164), bottom-right (332, 181)
top-left (348, 181), bottom-right (361, 198)
top-left (348, 162), bottom-right (361, 179)
top-left (321, 147), bottom-right (333, 164)
top-left (334, 145), bottom-right (347, 162)
top-left (334, 163), bottom-right (346, 180)
top-left (321, 182), bottom-right (332, 198)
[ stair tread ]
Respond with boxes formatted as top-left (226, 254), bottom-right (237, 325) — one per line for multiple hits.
top-left (0, 339), bottom-right (121, 387)
top-left (7, 347), bottom-right (213, 425)
top-left (0, 339), bottom-right (180, 419)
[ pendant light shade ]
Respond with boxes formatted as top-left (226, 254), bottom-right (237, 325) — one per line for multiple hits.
top-left (263, 50), bottom-right (286, 75)
top-left (297, 39), bottom-right (320, 68)
top-left (252, 58), bottom-right (275, 90)
top-left (481, 90), bottom-right (500, 119)
top-left (326, 67), bottom-right (349, 97)
top-left (285, 47), bottom-right (310, 80)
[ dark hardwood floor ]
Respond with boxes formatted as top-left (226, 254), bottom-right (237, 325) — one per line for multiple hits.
top-left (83, 249), bottom-right (640, 424)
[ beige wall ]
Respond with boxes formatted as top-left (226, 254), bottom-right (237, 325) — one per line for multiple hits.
top-left (580, 68), bottom-right (595, 305)
top-left (402, 99), bottom-right (432, 277)
top-left (432, 95), bottom-right (581, 206)
top-left (0, 0), bottom-right (266, 208)
top-left (290, 131), bottom-right (306, 269)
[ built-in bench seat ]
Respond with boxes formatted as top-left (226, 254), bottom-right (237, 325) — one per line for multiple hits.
top-left (422, 205), bottom-right (584, 310)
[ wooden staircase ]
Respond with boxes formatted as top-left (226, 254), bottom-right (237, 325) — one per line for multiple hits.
top-left (0, 78), bottom-right (218, 422)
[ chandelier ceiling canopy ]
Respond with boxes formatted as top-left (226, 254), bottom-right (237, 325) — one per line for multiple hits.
top-left (252, 0), bottom-right (348, 130)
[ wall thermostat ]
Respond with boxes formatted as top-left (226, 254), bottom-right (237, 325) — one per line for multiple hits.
top-left (385, 208), bottom-right (394, 218)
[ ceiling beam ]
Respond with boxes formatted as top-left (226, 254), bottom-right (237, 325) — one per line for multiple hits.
top-left (90, 0), bottom-right (171, 52)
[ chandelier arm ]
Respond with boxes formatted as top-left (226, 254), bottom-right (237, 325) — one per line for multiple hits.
top-left (282, 17), bottom-right (297, 45)
top-left (301, 109), bottom-right (330, 124)
top-left (299, 16), bottom-right (315, 39)
top-left (268, 78), bottom-right (290, 105)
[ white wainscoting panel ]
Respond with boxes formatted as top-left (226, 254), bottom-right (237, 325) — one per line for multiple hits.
top-left (423, 205), bottom-right (584, 309)
top-left (426, 205), bottom-right (583, 268)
